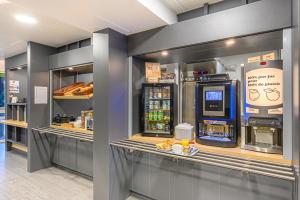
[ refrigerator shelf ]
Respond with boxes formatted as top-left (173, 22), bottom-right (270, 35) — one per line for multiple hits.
top-left (144, 130), bottom-right (170, 134)
top-left (148, 98), bottom-right (171, 100)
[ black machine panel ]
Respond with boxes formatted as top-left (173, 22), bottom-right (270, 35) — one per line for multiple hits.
top-left (195, 75), bottom-right (240, 147)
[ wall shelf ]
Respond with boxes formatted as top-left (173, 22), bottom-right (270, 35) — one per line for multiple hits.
top-left (11, 143), bottom-right (28, 153)
top-left (53, 94), bottom-right (93, 100)
top-left (0, 120), bottom-right (28, 128)
top-left (7, 103), bottom-right (27, 106)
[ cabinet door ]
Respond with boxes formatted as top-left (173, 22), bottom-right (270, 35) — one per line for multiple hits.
top-left (132, 151), bottom-right (150, 196)
top-left (59, 137), bottom-right (77, 171)
top-left (50, 135), bottom-right (60, 164)
top-left (77, 140), bottom-right (93, 177)
top-left (148, 154), bottom-right (173, 200)
top-left (220, 168), bottom-right (293, 200)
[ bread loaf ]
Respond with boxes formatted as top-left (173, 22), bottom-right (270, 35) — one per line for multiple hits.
top-left (53, 82), bottom-right (85, 96)
top-left (73, 82), bottom-right (93, 95)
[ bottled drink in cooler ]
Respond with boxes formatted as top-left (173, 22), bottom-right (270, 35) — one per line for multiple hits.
top-left (153, 111), bottom-right (157, 121)
top-left (149, 111), bottom-right (153, 120)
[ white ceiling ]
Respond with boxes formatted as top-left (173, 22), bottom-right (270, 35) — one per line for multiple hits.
top-left (161, 0), bottom-right (223, 14)
top-left (0, 0), bottom-right (224, 59)
top-left (0, 0), bottom-right (170, 58)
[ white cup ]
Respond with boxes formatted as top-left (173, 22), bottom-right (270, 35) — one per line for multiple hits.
top-left (172, 144), bottom-right (183, 154)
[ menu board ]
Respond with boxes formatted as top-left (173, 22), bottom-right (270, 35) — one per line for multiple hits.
top-left (145, 62), bottom-right (161, 83)
top-left (245, 66), bottom-right (283, 114)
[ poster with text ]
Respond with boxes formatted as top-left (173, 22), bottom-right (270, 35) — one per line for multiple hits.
top-left (246, 68), bottom-right (283, 109)
top-left (145, 62), bottom-right (161, 83)
top-left (9, 80), bottom-right (19, 94)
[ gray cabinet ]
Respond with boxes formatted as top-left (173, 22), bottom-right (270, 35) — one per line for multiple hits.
top-left (219, 168), bottom-right (293, 200)
top-left (50, 136), bottom-right (93, 177)
top-left (59, 137), bottom-right (77, 171)
top-left (132, 151), bottom-right (150, 196)
top-left (148, 155), bottom-right (173, 200)
top-left (77, 140), bottom-right (93, 177)
top-left (131, 152), bottom-right (293, 200)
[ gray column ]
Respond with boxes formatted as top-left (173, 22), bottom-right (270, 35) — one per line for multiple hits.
top-left (27, 42), bottom-right (56, 172)
top-left (93, 29), bottom-right (130, 200)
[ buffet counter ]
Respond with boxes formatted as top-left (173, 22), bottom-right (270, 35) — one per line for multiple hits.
top-left (110, 135), bottom-right (294, 200)
top-left (129, 134), bottom-right (292, 166)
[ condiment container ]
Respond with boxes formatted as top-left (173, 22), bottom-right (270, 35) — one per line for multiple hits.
top-left (175, 123), bottom-right (194, 141)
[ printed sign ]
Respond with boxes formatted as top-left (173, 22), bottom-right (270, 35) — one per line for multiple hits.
top-left (9, 80), bottom-right (19, 94)
top-left (246, 107), bottom-right (259, 114)
top-left (262, 52), bottom-right (276, 61)
top-left (248, 56), bottom-right (261, 63)
top-left (245, 68), bottom-right (283, 108)
top-left (34, 86), bottom-right (48, 104)
top-left (145, 62), bottom-right (161, 83)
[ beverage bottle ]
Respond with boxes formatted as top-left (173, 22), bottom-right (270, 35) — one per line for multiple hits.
top-left (157, 110), bottom-right (161, 121)
top-left (149, 88), bottom-right (152, 99)
top-left (145, 112), bottom-right (148, 120)
top-left (153, 111), bottom-right (157, 121)
top-left (149, 111), bottom-right (152, 121)
top-left (158, 88), bottom-right (162, 98)
top-left (159, 110), bottom-right (163, 121)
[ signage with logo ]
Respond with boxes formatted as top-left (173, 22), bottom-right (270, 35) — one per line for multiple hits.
top-left (244, 60), bottom-right (283, 115)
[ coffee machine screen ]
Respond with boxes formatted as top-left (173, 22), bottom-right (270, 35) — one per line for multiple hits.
top-left (203, 86), bottom-right (225, 117)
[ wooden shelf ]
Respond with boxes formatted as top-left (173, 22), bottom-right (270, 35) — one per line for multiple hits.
top-left (11, 143), bottom-right (28, 153)
top-left (50, 125), bottom-right (93, 135)
top-left (0, 120), bottom-right (28, 128)
top-left (53, 94), bottom-right (93, 100)
top-left (130, 134), bottom-right (292, 166)
top-left (7, 103), bottom-right (27, 106)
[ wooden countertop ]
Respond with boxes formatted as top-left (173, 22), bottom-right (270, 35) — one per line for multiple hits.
top-left (50, 125), bottom-right (93, 135)
top-left (0, 120), bottom-right (28, 128)
top-left (130, 134), bottom-right (292, 166)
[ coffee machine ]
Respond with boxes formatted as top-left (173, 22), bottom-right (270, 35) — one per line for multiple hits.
top-left (195, 74), bottom-right (240, 147)
top-left (243, 60), bottom-right (283, 154)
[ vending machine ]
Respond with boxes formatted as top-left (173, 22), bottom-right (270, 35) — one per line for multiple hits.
top-left (243, 60), bottom-right (283, 154)
top-left (141, 83), bottom-right (175, 137)
top-left (195, 74), bottom-right (240, 147)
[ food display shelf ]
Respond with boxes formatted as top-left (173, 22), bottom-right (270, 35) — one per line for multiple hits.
top-left (110, 139), bottom-right (295, 181)
top-left (32, 127), bottom-right (93, 142)
top-left (53, 94), bottom-right (93, 100)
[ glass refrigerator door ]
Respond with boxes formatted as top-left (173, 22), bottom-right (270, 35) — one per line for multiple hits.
top-left (144, 85), bottom-right (171, 135)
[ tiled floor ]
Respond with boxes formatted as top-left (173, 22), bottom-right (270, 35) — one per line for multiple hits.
top-left (0, 144), bottom-right (93, 200)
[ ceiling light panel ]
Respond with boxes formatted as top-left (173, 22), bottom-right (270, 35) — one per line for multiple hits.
top-left (15, 14), bottom-right (37, 24)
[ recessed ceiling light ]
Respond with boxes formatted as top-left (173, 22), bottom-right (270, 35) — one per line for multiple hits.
top-left (240, 63), bottom-right (245, 67)
top-left (15, 14), bottom-right (37, 24)
top-left (161, 51), bottom-right (169, 56)
top-left (225, 39), bottom-right (236, 46)
top-left (17, 67), bottom-right (22, 70)
top-left (68, 67), bottom-right (74, 71)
